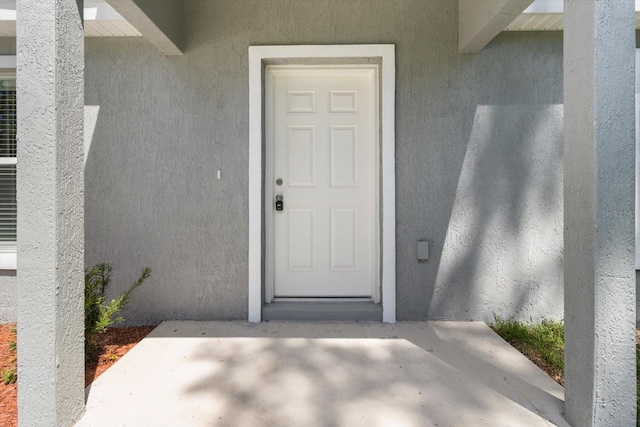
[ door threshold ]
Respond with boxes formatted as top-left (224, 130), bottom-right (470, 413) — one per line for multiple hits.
top-left (272, 297), bottom-right (373, 303)
top-left (262, 301), bottom-right (382, 322)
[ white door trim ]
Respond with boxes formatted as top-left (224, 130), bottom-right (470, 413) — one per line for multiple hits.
top-left (248, 44), bottom-right (396, 323)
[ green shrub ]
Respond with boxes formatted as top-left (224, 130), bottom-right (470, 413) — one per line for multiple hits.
top-left (1, 328), bottom-right (16, 384)
top-left (492, 316), bottom-right (564, 375)
top-left (1, 367), bottom-right (16, 384)
top-left (85, 263), bottom-right (151, 360)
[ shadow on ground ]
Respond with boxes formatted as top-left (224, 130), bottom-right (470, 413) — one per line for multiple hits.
top-left (77, 321), bottom-right (568, 427)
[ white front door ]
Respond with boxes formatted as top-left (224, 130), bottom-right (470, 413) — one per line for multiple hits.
top-left (267, 66), bottom-right (378, 299)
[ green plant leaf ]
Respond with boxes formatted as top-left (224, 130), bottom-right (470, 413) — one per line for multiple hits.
top-left (84, 263), bottom-right (151, 361)
top-left (1, 368), bottom-right (16, 384)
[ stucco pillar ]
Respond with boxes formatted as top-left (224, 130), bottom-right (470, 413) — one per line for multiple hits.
top-left (16, 1), bottom-right (85, 426)
top-left (564, 0), bottom-right (637, 425)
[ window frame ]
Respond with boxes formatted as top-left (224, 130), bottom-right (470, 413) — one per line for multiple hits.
top-left (0, 55), bottom-right (16, 271)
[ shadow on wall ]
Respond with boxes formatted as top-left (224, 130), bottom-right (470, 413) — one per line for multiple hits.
top-left (393, 31), bottom-right (565, 322)
top-left (79, 19), bottom-right (567, 323)
top-left (430, 104), bottom-right (564, 322)
top-left (84, 105), bottom-right (100, 167)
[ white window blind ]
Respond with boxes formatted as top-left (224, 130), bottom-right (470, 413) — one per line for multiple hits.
top-left (0, 76), bottom-right (16, 269)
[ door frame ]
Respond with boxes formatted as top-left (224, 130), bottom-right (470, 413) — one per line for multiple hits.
top-left (248, 45), bottom-right (396, 323)
top-left (265, 65), bottom-right (380, 303)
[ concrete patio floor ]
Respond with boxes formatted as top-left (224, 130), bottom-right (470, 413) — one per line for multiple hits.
top-left (74, 321), bottom-right (569, 427)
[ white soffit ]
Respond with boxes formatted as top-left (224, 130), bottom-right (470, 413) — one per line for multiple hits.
top-left (0, 0), bottom-right (142, 37)
top-left (505, 0), bottom-right (640, 31)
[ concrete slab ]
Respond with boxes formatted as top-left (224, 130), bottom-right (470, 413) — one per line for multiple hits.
top-left (74, 321), bottom-right (569, 427)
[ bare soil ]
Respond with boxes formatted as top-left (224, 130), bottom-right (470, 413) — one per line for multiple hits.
top-left (0, 324), bottom-right (155, 427)
top-left (508, 340), bottom-right (564, 385)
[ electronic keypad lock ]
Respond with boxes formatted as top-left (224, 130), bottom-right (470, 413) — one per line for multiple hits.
top-left (275, 194), bottom-right (284, 211)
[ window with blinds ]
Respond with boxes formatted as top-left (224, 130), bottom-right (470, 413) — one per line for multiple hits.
top-left (0, 76), bottom-right (16, 269)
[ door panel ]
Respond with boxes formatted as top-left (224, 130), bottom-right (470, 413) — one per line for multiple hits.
top-left (287, 125), bottom-right (316, 187)
top-left (288, 208), bottom-right (317, 271)
top-left (330, 208), bottom-right (358, 271)
top-left (329, 125), bottom-right (359, 187)
top-left (269, 67), bottom-right (377, 298)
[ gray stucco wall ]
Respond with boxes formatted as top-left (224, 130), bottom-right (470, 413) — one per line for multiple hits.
top-left (2, 3), bottom-right (639, 326)
top-left (79, 0), bottom-right (565, 324)
top-left (0, 37), bottom-right (15, 54)
top-left (0, 273), bottom-right (16, 323)
top-left (2, 0), bottom-right (572, 324)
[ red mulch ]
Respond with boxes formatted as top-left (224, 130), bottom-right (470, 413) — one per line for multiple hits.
top-left (0, 324), bottom-right (17, 427)
top-left (0, 324), bottom-right (155, 427)
top-left (85, 326), bottom-right (156, 387)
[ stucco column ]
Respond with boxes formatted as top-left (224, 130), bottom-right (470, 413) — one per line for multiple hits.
top-left (564, 0), bottom-right (637, 425)
top-left (16, 1), bottom-right (85, 426)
